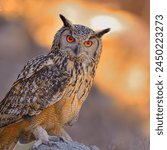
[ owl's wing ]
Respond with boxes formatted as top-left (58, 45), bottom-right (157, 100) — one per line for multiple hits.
top-left (14, 55), bottom-right (52, 84)
top-left (0, 54), bottom-right (70, 127)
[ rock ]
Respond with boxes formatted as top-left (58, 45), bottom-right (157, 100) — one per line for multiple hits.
top-left (30, 138), bottom-right (99, 150)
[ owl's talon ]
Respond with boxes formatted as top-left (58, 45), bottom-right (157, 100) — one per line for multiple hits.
top-left (32, 126), bottom-right (50, 147)
top-left (33, 139), bottom-right (57, 149)
top-left (49, 135), bottom-right (68, 143)
top-left (60, 129), bottom-right (72, 141)
top-left (60, 136), bottom-right (66, 141)
top-left (32, 140), bottom-right (43, 149)
top-left (58, 136), bottom-right (70, 144)
top-left (48, 135), bottom-right (59, 142)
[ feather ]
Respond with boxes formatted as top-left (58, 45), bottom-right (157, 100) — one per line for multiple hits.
top-left (0, 52), bottom-right (70, 127)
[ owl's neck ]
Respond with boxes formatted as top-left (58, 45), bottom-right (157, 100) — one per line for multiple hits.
top-left (48, 50), bottom-right (97, 78)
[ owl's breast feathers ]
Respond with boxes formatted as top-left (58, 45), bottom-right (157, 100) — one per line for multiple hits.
top-left (0, 51), bottom-right (95, 128)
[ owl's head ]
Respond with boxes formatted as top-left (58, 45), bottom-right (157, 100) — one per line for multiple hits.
top-left (52, 14), bottom-right (110, 63)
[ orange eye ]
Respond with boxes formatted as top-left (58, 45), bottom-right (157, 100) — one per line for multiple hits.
top-left (66, 35), bottom-right (75, 43)
top-left (84, 41), bottom-right (93, 47)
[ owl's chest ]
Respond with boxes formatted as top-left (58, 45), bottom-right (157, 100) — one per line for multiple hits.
top-left (66, 70), bottom-right (93, 102)
top-left (56, 69), bottom-right (93, 124)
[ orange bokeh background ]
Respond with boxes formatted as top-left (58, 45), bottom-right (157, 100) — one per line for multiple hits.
top-left (0, 0), bottom-right (149, 149)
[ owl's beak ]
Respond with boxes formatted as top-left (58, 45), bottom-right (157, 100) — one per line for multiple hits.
top-left (73, 44), bottom-right (81, 56)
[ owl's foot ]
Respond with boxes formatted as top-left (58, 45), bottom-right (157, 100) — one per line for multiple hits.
top-left (60, 129), bottom-right (72, 141)
top-left (32, 126), bottom-right (59, 148)
top-left (32, 126), bottom-right (49, 148)
top-left (48, 135), bottom-right (61, 142)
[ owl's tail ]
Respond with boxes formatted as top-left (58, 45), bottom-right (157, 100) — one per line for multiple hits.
top-left (0, 125), bottom-right (22, 150)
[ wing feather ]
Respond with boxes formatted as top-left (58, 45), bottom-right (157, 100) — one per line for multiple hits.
top-left (0, 54), bottom-right (70, 127)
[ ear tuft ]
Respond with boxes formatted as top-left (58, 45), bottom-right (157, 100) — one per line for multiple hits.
top-left (95, 28), bottom-right (111, 38)
top-left (59, 14), bottom-right (73, 28)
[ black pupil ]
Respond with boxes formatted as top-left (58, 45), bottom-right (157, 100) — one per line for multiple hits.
top-left (87, 41), bottom-right (91, 45)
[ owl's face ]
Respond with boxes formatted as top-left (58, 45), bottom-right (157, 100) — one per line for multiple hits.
top-left (59, 25), bottom-right (100, 62)
top-left (53, 15), bottom-right (110, 63)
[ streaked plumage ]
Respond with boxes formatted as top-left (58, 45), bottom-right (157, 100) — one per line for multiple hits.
top-left (0, 14), bottom-right (110, 149)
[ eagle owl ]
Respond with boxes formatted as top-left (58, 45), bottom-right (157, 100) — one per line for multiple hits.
top-left (0, 14), bottom-right (110, 149)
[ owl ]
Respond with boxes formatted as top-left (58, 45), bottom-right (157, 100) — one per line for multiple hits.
top-left (0, 14), bottom-right (110, 149)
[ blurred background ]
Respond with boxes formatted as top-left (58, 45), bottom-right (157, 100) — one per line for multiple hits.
top-left (0, 0), bottom-right (149, 150)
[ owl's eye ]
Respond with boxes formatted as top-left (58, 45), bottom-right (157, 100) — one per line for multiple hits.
top-left (66, 35), bottom-right (75, 43)
top-left (84, 41), bottom-right (93, 47)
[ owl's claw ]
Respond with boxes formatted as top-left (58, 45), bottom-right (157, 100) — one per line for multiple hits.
top-left (32, 139), bottom-right (59, 149)
top-left (60, 129), bottom-right (72, 141)
top-left (49, 135), bottom-right (69, 144)
top-left (32, 140), bottom-right (43, 149)
top-left (48, 135), bottom-right (59, 142)
top-left (59, 136), bottom-right (69, 143)
top-left (32, 126), bottom-right (50, 148)
top-left (32, 126), bottom-right (72, 149)
top-left (32, 126), bottom-right (66, 149)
